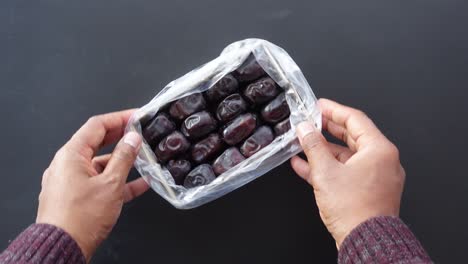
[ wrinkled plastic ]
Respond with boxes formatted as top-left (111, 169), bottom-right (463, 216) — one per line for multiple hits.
top-left (125, 39), bottom-right (321, 209)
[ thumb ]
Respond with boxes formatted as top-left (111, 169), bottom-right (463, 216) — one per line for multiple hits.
top-left (296, 121), bottom-right (336, 171)
top-left (103, 132), bottom-right (142, 183)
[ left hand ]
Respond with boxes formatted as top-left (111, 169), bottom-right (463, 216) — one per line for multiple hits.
top-left (36, 110), bottom-right (149, 262)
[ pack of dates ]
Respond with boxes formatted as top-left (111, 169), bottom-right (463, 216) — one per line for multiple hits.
top-left (141, 55), bottom-right (292, 189)
top-left (128, 39), bottom-right (320, 209)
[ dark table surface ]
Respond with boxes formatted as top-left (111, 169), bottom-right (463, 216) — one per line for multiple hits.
top-left (1, 0), bottom-right (467, 263)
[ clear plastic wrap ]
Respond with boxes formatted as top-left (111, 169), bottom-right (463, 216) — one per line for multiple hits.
top-left (125, 38), bottom-right (321, 209)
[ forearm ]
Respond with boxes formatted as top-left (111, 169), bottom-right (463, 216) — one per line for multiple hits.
top-left (0, 224), bottom-right (85, 264)
top-left (338, 216), bottom-right (432, 264)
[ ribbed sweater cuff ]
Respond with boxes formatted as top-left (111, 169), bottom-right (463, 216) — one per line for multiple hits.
top-left (0, 223), bottom-right (86, 264)
top-left (338, 216), bottom-right (432, 264)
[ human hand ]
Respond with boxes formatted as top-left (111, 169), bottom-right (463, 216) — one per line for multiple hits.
top-left (291, 99), bottom-right (405, 247)
top-left (36, 110), bottom-right (150, 262)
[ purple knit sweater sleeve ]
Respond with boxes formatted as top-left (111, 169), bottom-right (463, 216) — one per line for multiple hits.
top-left (338, 216), bottom-right (432, 264)
top-left (0, 224), bottom-right (85, 264)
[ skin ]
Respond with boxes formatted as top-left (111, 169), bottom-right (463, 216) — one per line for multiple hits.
top-left (35, 98), bottom-right (405, 261)
top-left (291, 98), bottom-right (405, 247)
top-left (36, 110), bottom-right (149, 262)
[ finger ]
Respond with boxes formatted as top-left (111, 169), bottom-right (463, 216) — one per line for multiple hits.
top-left (102, 132), bottom-right (142, 184)
top-left (290, 156), bottom-right (310, 180)
top-left (323, 117), bottom-right (357, 151)
top-left (68, 109), bottom-right (136, 160)
top-left (41, 168), bottom-right (50, 188)
top-left (92, 154), bottom-right (112, 173)
top-left (327, 142), bottom-right (354, 163)
top-left (319, 98), bottom-right (382, 151)
top-left (124, 178), bottom-right (150, 202)
top-left (296, 121), bottom-right (337, 171)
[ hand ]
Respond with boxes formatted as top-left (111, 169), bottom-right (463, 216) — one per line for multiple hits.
top-left (291, 99), bottom-right (405, 247)
top-left (36, 110), bottom-right (150, 262)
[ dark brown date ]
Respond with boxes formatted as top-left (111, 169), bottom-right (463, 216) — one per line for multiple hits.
top-left (183, 164), bottom-right (216, 188)
top-left (240, 126), bottom-right (274, 157)
top-left (181, 111), bottom-right (218, 140)
top-left (216, 94), bottom-right (247, 123)
top-left (166, 159), bottom-right (191, 185)
top-left (212, 147), bottom-right (246, 176)
top-left (261, 93), bottom-right (290, 123)
top-left (191, 134), bottom-right (223, 164)
top-left (233, 55), bottom-right (266, 82)
top-left (154, 131), bottom-right (190, 163)
top-left (274, 118), bottom-right (291, 136)
top-left (243, 77), bottom-right (280, 104)
top-left (169, 93), bottom-right (206, 120)
top-left (221, 113), bottom-right (257, 145)
top-left (205, 74), bottom-right (239, 102)
top-left (142, 113), bottom-right (176, 146)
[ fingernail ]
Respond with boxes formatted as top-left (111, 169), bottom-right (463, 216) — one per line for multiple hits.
top-left (123, 132), bottom-right (142, 149)
top-left (297, 122), bottom-right (317, 139)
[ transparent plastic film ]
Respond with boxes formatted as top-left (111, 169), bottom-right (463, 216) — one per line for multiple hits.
top-left (125, 39), bottom-right (321, 209)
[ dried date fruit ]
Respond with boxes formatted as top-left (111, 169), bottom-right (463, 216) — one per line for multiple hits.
top-left (183, 164), bottom-right (216, 188)
top-left (139, 113), bottom-right (155, 128)
top-left (191, 134), bottom-right (223, 163)
top-left (233, 55), bottom-right (266, 82)
top-left (274, 118), bottom-right (291, 136)
top-left (221, 113), bottom-right (257, 145)
top-left (169, 93), bottom-right (206, 120)
top-left (212, 147), bottom-right (246, 176)
top-left (243, 77), bottom-right (280, 105)
top-left (166, 159), bottom-right (191, 185)
top-left (181, 111), bottom-right (218, 140)
top-left (261, 93), bottom-right (290, 123)
top-left (154, 131), bottom-right (190, 163)
top-left (216, 94), bottom-right (247, 123)
top-left (240, 126), bottom-right (274, 157)
top-left (205, 74), bottom-right (239, 102)
top-left (142, 113), bottom-right (176, 146)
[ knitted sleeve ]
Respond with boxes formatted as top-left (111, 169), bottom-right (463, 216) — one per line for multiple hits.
top-left (0, 223), bottom-right (86, 264)
top-left (338, 216), bottom-right (433, 264)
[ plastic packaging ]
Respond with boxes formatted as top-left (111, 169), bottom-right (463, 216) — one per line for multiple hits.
top-left (125, 39), bottom-right (321, 209)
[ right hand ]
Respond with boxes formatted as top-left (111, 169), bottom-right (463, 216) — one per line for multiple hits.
top-left (291, 98), bottom-right (405, 248)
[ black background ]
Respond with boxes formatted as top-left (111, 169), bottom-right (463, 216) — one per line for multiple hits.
top-left (1, 0), bottom-right (467, 263)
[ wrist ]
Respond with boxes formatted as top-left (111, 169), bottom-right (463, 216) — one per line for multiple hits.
top-left (66, 228), bottom-right (94, 263)
top-left (334, 211), bottom-right (400, 248)
top-left (36, 218), bottom-right (94, 263)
